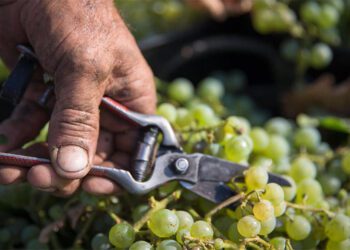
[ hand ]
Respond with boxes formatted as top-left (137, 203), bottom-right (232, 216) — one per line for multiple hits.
top-left (0, 0), bottom-right (156, 196)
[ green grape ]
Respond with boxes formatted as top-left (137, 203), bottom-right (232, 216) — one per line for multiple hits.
top-left (253, 200), bottom-right (275, 221)
top-left (176, 229), bottom-right (190, 244)
top-left (250, 127), bottom-right (269, 152)
top-left (224, 135), bottom-right (252, 162)
top-left (108, 222), bottom-right (135, 248)
top-left (290, 157), bottom-right (316, 182)
top-left (263, 135), bottom-right (290, 161)
top-left (274, 201), bottom-right (287, 217)
top-left (156, 240), bottom-right (182, 250)
top-left (280, 39), bottom-right (299, 62)
top-left (26, 239), bottom-right (49, 250)
top-left (329, 158), bottom-right (347, 182)
top-left (91, 233), bottom-right (110, 250)
top-left (191, 103), bottom-right (215, 126)
top-left (265, 117), bottom-right (292, 136)
top-left (310, 43), bottom-right (333, 69)
top-left (286, 215), bottom-right (311, 240)
top-left (317, 4), bottom-right (339, 29)
top-left (175, 210), bottom-right (194, 230)
top-left (341, 152), bottom-right (350, 174)
top-left (132, 204), bottom-right (149, 222)
top-left (300, 1), bottom-right (320, 24)
top-left (148, 209), bottom-right (179, 238)
top-left (253, 0), bottom-right (275, 10)
top-left (214, 238), bottom-right (224, 250)
top-left (21, 225), bottom-right (40, 242)
top-left (326, 239), bottom-right (350, 250)
top-left (296, 179), bottom-right (323, 205)
top-left (270, 237), bottom-right (287, 250)
top-left (253, 9), bottom-right (276, 34)
top-left (318, 175), bottom-right (341, 196)
top-left (275, 3), bottom-right (296, 31)
top-left (0, 229), bottom-right (10, 243)
top-left (245, 166), bottom-right (268, 190)
top-left (262, 183), bottom-right (285, 206)
top-left (176, 108), bottom-right (193, 127)
top-left (225, 116), bottom-right (251, 134)
top-left (190, 220), bottom-right (214, 240)
top-left (329, 0), bottom-right (344, 12)
top-left (282, 175), bottom-right (296, 201)
top-left (294, 126), bottom-right (321, 150)
top-left (228, 222), bottom-right (242, 243)
top-left (157, 103), bottom-right (177, 123)
top-left (168, 78), bottom-right (194, 103)
top-left (325, 214), bottom-right (350, 242)
top-left (198, 77), bottom-right (224, 100)
top-left (237, 215), bottom-right (261, 238)
top-left (251, 156), bottom-right (273, 171)
top-left (259, 217), bottom-right (276, 236)
top-left (273, 157), bottom-right (290, 174)
top-left (48, 205), bottom-right (63, 220)
top-left (130, 241), bottom-right (153, 250)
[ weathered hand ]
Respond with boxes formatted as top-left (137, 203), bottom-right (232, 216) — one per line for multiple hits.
top-left (0, 0), bottom-right (156, 196)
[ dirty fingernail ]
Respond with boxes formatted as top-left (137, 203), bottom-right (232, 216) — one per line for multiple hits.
top-left (55, 145), bottom-right (88, 172)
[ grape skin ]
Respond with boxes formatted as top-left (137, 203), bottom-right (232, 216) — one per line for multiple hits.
top-left (325, 214), bottom-right (350, 242)
top-left (250, 127), bottom-right (269, 152)
top-left (290, 157), bottom-right (316, 182)
top-left (326, 239), bottom-right (350, 250)
top-left (294, 126), bottom-right (321, 150)
top-left (237, 216), bottom-right (261, 238)
top-left (129, 241), bottom-right (153, 250)
top-left (190, 221), bottom-right (214, 240)
top-left (108, 223), bottom-right (135, 248)
top-left (245, 167), bottom-right (269, 190)
top-left (156, 240), bottom-right (182, 250)
top-left (262, 183), bottom-right (285, 206)
top-left (175, 210), bottom-right (194, 230)
top-left (168, 78), bottom-right (194, 103)
top-left (286, 215), bottom-right (311, 240)
top-left (341, 152), bottom-right (350, 174)
top-left (253, 200), bottom-right (275, 221)
top-left (148, 209), bottom-right (179, 238)
top-left (259, 217), bottom-right (276, 236)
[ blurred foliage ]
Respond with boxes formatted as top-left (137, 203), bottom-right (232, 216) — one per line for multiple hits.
top-left (0, 59), bottom-right (9, 82)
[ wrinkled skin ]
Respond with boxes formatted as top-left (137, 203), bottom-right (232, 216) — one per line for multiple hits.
top-left (0, 0), bottom-right (156, 196)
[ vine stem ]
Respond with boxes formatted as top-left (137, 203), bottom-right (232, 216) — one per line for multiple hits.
top-left (204, 193), bottom-right (245, 222)
top-left (133, 190), bottom-right (182, 232)
top-left (241, 236), bottom-right (271, 249)
top-left (73, 211), bottom-right (97, 247)
top-left (286, 201), bottom-right (335, 217)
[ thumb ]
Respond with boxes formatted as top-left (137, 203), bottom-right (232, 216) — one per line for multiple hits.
top-left (48, 73), bottom-right (103, 179)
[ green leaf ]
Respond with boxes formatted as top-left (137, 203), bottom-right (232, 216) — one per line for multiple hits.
top-left (319, 116), bottom-right (350, 133)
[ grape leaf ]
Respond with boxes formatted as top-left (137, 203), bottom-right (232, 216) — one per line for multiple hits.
top-left (319, 116), bottom-right (350, 134)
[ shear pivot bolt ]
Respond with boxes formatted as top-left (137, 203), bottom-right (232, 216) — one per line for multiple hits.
top-left (174, 158), bottom-right (189, 174)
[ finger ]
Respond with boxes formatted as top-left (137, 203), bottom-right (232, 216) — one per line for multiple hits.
top-left (27, 164), bottom-right (80, 196)
top-left (48, 69), bottom-right (105, 179)
top-left (0, 143), bottom-right (49, 184)
top-left (82, 161), bottom-right (120, 195)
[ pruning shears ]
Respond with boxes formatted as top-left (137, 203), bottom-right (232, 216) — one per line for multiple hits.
top-left (0, 45), bottom-right (290, 203)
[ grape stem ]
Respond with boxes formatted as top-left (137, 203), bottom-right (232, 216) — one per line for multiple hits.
top-left (241, 236), bottom-right (271, 249)
top-left (204, 193), bottom-right (245, 222)
top-left (133, 190), bottom-right (182, 232)
top-left (285, 201), bottom-right (335, 217)
top-left (178, 121), bottom-right (225, 133)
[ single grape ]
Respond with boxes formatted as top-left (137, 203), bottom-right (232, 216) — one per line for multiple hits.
top-left (237, 216), bottom-right (261, 238)
top-left (156, 240), bottom-right (182, 250)
top-left (294, 126), bottom-right (321, 150)
top-left (168, 78), bottom-right (194, 103)
top-left (191, 103), bottom-right (216, 126)
top-left (176, 229), bottom-right (190, 244)
top-left (108, 222), bottom-right (135, 248)
top-left (296, 179), bottom-right (323, 206)
top-left (290, 157), bottom-right (316, 182)
top-left (198, 77), bottom-right (224, 100)
top-left (225, 116), bottom-right (251, 134)
top-left (157, 103), bottom-right (177, 123)
top-left (265, 117), bottom-right (292, 136)
top-left (341, 152), bottom-right (350, 174)
top-left (274, 201), bottom-right (287, 217)
top-left (318, 174), bottom-right (341, 196)
top-left (148, 209), bottom-right (179, 238)
top-left (286, 215), bottom-right (311, 240)
top-left (263, 135), bottom-right (290, 161)
top-left (224, 135), bottom-right (252, 162)
top-left (325, 214), bottom-right (350, 242)
top-left (326, 239), bottom-right (350, 250)
top-left (253, 9), bottom-right (276, 34)
top-left (245, 166), bottom-right (268, 190)
top-left (176, 108), bottom-right (193, 127)
top-left (317, 4), bottom-right (339, 29)
top-left (253, 200), bottom-right (275, 221)
top-left (280, 176), bottom-right (295, 202)
top-left (310, 43), bottom-right (333, 69)
top-left (250, 127), bottom-right (269, 152)
top-left (175, 211), bottom-right (194, 230)
top-left (91, 233), bottom-right (110, 250)
top-left (190, 220), bottom-right (214, 240)
top-left (259, 217), bottom-right (276, 236)
top-left (130, 241), bottom-right (153, 250)
top-left (262, 183), bottom-right (285, 206)
top-left (214, 238), bottom-right (224, 250)
top-left (270, 237), bottom-right (287, 250)
top-left (300, 1), bottom-right (320, 24)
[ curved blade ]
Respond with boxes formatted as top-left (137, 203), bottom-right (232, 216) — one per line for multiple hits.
top-left (180, 154), bottom-right (291, 203)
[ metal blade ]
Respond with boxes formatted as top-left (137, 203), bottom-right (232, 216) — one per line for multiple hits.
top-left (179, 154), bottom-right (291, 203)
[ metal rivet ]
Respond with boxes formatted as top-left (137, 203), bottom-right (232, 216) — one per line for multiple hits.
top-left (174, 158), bottom-right (189, 174)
